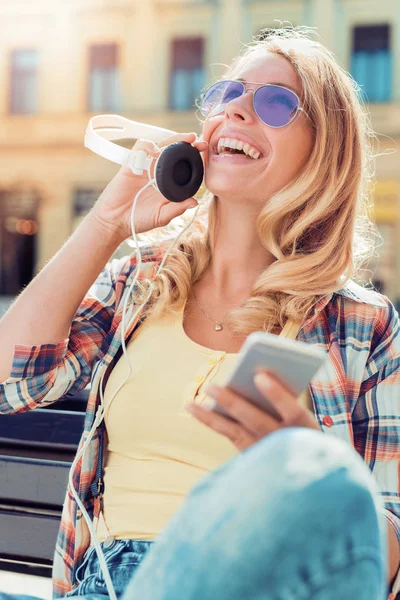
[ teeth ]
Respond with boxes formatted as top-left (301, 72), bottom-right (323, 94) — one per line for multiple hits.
top-left (248, 148), bottom-right (261, 159)
top-left (217, 137), bottom-right (261, 159)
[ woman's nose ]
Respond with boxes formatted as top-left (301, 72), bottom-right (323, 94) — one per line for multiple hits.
top-left (223, 90), bottom-right (256, 123)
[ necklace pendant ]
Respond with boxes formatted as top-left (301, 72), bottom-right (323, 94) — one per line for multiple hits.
top-left (215, 323), bottom-right (223, 332)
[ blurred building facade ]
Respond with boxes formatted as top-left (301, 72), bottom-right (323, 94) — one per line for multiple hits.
top-left (0, 0), bottom-right (399, 304)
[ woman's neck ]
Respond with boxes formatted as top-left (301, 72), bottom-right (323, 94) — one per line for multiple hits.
top-left (204, 202), bottom-right (275, 301)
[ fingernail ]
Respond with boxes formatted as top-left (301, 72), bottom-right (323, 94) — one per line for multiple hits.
top-left (201, 397), bottom-right (216, 411)
top-left (254, 373), bottom-right (272, 389)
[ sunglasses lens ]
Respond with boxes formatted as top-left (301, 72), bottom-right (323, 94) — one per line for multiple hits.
top-left (200, 81), bottom-right (243, 117)
top-left (254, 86), bottom-right (299, 127)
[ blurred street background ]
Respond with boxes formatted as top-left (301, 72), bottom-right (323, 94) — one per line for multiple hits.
top-left (0, 0), bottom-right (399, 307)
top-left (1, 0), bottom-right (400, 595)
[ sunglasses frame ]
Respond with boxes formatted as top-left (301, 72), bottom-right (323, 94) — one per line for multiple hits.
top-left (200, 80), bottom-right (308, 129)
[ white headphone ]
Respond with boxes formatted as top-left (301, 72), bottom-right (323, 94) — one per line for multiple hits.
top-left (84, 114), bottom-right (204, 202)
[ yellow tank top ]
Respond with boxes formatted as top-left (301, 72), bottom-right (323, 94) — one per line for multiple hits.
top-left (98, 308), bottom-right (312, 542)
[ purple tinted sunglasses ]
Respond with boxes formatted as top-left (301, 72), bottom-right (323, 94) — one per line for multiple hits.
top-left (200, 80), bottom-right (307, 128)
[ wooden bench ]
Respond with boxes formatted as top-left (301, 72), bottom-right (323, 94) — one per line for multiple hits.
top-left (0, 391), bottom-right (87, 578)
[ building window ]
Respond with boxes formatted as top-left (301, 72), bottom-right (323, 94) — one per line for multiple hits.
top-left (351, 25), bottom-right (392, 103)
top-left (9, 49), bottom-right (39, 114)
top-left (0, 188), bottom-right (39, 296)
top-left (169, 37), bottom-right (205, 111)
top-left (88, 44), bottom-right (122, 112)
top-left (73, 188), bottom-right (101, 221)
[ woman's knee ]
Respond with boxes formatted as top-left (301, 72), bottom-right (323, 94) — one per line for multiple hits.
top-left (168, 429), bottom-right (384, 595)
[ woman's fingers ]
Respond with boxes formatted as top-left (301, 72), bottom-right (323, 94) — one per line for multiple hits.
top-left (159, 132), bottom-right (209, 154)
top-left (206, 384), bottom-right (281, 438)
top-left (158, 197), bottom-right (198, 224)
top-left (132, 139), bottom-right (159, 152)
top-left (132, 134), bottom-right (208, 160)
top-left (254, 372), bottom-right (320, 430)
top-left (117, 140), bottom-right (160, 177)
top-left (253, 372), bottom-right (302, 423)
top-left (185, 401), bottom-right (256, 451)
top-left (193, 140), bottom-right (209, 153)
top-left (158, 132), bottom-right (197, 149)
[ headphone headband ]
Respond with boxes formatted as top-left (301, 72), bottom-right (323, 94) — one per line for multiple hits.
top-left (84, 114), bottom-right (204, 202)
top-left (84, 114), bottom-right (177, 175)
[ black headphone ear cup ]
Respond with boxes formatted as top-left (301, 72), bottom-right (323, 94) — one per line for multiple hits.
top-left (155, 142), bottom-right (204, 203)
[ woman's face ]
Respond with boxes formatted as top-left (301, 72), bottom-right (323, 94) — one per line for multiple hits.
top-left (202, 51), bottom-right (314, 206)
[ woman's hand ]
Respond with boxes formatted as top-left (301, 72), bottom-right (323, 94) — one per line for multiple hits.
top-left (90, 132), bottom-right (208, 242)
top-left (186, 371), bottom-right (320, 451)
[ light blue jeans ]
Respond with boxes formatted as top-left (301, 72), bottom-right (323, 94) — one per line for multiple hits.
top-left (0, 429), bottom-right (388, 600)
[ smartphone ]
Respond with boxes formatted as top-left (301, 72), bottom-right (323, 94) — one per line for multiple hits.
top-left (213, 331), bottom-right (327, 421)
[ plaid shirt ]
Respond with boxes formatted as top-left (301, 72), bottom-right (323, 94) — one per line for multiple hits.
top-left (1, 242), bottom-right (400, 599)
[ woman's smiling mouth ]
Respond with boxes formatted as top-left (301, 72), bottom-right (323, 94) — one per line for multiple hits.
top-left (209, 129), bottom-right (267, 164)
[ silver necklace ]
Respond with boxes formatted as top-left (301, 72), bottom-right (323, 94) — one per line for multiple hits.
top-left (192, 289), bottom-right (225, 332)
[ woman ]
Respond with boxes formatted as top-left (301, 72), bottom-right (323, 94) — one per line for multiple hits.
top-left (0, 28), bottom-right (399, 600)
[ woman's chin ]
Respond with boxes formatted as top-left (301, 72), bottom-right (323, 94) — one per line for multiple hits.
top-left (205, 177), bottom-right (257, 201)
top-left (204, 155), bottom-right (271, 198)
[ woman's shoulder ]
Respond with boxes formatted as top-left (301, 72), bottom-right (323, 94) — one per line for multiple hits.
top-left (328, 280), bottom-right (399, 344)
top-left (305, 282), bottom-right (400, 372)
top-left (107, 241), bottom-right (170, 281)
top-left (333, 279), bottom-right (389, 310)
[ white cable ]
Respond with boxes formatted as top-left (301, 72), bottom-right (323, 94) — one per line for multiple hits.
top-left (67, 157), bottom-right (201, 600)
top-left (67, 395), bottom-right (115, 598)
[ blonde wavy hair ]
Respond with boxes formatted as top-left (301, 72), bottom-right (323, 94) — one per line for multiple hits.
top-left (133, 26), bottom-right (377, 335)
